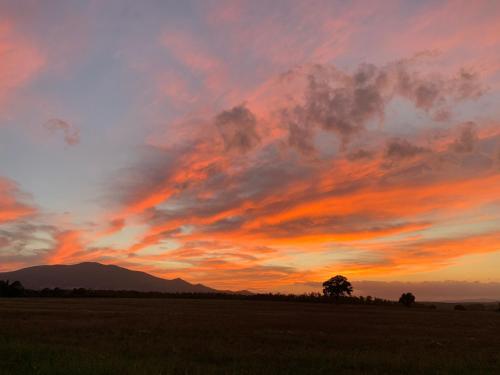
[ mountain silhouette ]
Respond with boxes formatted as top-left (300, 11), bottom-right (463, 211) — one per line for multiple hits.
top-left (0, 262), bottom-right (217, 293)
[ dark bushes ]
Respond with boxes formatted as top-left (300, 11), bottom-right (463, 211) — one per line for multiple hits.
top-left (0, 280), bottom-right (25, 297)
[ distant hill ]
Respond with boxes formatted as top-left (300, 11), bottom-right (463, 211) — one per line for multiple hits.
top-left (0, 262), bottom-right (217, 293)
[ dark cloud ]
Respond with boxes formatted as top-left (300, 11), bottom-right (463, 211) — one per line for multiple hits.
top-left (281, 58), bottom-right (484, 154)
top-left (108, 144), bottom-right (194, 210)
top-left (252, 212), bottom-right (428, 239)
top-left (450, 122), bottom-right (478, 153)
top-left (283, 63), bottom-right (386, 150)
top-left (347, 149), bottom-right (375, 161)
top-left (380, 130), bottom-right (499, 187)
top-left (43, 118), bottom-right (80, 146)
top-left (394, 68), bottom-right (443, 110)
top-left (0, 221), bottom-right (57, 260)
top-left (385, 138), bottom-right (427, 159)
top-left (215, 105), bottom-right (260, 153)
top-left (145, 151), bottom-right (317, 233)
top-left (288, 122), bottom-right (315, 155)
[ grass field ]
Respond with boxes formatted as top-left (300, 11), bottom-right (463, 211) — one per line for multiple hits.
top-left (0, 298), bottom-right (499, 374)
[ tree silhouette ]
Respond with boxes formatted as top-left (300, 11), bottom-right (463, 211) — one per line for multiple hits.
top-left (399, 292), bottom-right (416, 307)
top-left (0, 280), bottom-right (25, 297)
top-left (322, 275), bottom-right (353, 298)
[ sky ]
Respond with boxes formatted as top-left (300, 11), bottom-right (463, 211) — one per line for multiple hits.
top-left (1, 0), bottom-right (500, 298)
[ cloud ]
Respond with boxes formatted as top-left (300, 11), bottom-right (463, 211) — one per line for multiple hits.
top-left (453, 68), bottom-right (486, 101)
top-left (43, 118), bottom-right (80, 146)
top-left (104, 123), bottom-right (500, 288)
top-left (288, 122), bottom-right (315, 155)
top-left (0, 177), bottom-right (36, 223)
top-left (47, 230), bottom-right (84, 265)
top-left (0, 221), bottom-right (56, 265)
top-left (110, 56), bottom-right (489, 221)
top-left (347, 149), bottom-right (375, 161)
top-left (385, 138), bottom-right (427, 159)
top-left (68, 52), bottom-right (497, 289)
top-left (450, 122), bottom-right (478, 153)
top-left (280, 64), bottom-right (385, 150)
top-left (0, 20), bottom-right (45, 110)
top-left (215, 105), bottom-right (260, 153)
top-left (278, 58), bottom-right (484, 153)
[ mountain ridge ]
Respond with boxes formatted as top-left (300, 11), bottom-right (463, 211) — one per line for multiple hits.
top-left (0, 262), bottom-right (218, 293)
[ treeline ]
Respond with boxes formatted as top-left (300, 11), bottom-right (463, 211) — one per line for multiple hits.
top-left (0, 280), bottom-right (422, 307)
top-left (3, 280), bottom-right (497, 311)
top-left (0, 280), bottom-right (25, 297)
top-left (22, 288), bottom-right (399, 305)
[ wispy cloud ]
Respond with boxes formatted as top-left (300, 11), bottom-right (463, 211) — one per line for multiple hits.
top-left (43, 118), bottom-right (80, 146)
top-left (0, 177), bottom-right (36, 223)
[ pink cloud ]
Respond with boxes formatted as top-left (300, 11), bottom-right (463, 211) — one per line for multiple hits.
top-left (0, 20), bottom-right (44, 110)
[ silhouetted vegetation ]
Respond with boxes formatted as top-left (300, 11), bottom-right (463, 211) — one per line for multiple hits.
top-left (2, 281), bottom-right (494, 314)
top-left (15, 287), bottom-right (400, 305)
top-left (0, 279), bottom-right (443, 311)
top-left (0, 280), bottom-right (25, 297)
top-left (322, 275), bottom-right (353, 298)
top-left (399, 292), bottom-right (416, 307)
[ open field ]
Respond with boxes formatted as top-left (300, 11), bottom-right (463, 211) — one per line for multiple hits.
top-left (0, 298), bottom-right (499, 374)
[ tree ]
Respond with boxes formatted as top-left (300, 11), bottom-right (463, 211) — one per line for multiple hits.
top-left (399, 292), bottom-right (416, 307)
top-left (322, 275), bottom-right (353, 298)
top-left (0, 280), bottom-right (25, 297)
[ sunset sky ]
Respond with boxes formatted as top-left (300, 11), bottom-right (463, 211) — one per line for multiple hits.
top-left (1, 0), bottom-right (499, 296)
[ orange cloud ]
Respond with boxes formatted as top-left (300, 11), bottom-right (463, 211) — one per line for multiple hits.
top-left (109, 119), bottom-right (499, 289)
top-left (48, 230), bottom-right (84, 265)
top-left (0, 177), bottom-right (36, 223)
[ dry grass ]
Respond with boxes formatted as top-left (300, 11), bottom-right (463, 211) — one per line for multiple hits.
top-left (0, 298), bottom-right (499, 374)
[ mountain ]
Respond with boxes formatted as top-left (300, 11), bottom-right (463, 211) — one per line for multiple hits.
top-left (0, 262), bottom-right (217, 293)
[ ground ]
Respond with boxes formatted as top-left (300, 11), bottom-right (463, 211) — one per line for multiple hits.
top-left (0, 298), bottom-right (499, 374)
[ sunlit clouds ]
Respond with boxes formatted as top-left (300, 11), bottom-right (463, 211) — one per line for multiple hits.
top-left (0, 1), bottom-right (499, 294)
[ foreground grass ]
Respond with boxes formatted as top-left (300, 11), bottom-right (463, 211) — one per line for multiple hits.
top-left (0, 298), bottom-right (499, 374)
